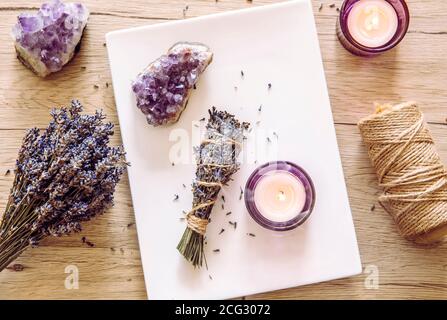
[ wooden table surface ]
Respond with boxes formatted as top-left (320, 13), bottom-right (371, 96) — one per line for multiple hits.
top-left (0, 0), bottom-right (446, 300)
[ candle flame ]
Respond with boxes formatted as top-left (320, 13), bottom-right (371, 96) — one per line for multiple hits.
top-left (364, 5), bottom-right (381, 31)
top-left (277, 190), bottom-right (287, 202)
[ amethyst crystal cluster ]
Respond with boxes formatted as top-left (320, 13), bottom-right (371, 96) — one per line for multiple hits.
top-left (132, 42), bottom-right (213, 126)
top-left (11, 0), bottom-right (89, 77)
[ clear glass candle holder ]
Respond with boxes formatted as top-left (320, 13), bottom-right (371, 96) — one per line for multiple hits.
top-left (244, 161), bottom-right (315, 232)
top-left (336, 0), bottom-right (410, 56)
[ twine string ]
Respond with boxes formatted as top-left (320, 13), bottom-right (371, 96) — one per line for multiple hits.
top-left (358, 102), bottom-right (447, 240)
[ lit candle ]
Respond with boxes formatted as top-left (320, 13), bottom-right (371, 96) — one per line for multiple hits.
top-left (244, 161), bottom-right (315, 231)
top-left (336, 0), bottom-right (410, 56)
top-left (347, 0), bottom-right (398, 48)
top-left (254, 171), bottom-right (306, 222)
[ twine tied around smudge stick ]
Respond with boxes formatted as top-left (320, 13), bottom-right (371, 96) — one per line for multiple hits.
top-left (185, 200), bottom-right (215, 235)
top-left (358, 102), bottom-right (447, 244)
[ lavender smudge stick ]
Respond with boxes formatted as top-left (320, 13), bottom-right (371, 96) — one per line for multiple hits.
top-left (0, 100), bottom-right (127, 272)
top-left (177, 107), bottom-right (249, 267)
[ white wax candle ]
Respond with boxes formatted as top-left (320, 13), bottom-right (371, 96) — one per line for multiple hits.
top-left (347, 0), bottom-right (398, 48)
top-left (253, 170), bottom-right (306, 222)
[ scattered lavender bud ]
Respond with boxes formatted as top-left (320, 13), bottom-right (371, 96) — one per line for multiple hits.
top-left (173, 194), bottom-right (179, 201)
top-left (247, 233), bottom-right (256, 237)
top-left (86, 240), bottom-right (95, 247)
top-left (268, 83), bottom-right (272, 90)
top-left (219, 228), bottom-right (225, 235)
top-left (6, 264), bottom-right (24, 272)
top-left (182, 6), bottom-right (189, 18)
top-left (226, 211), bottom-right (232, 216)
top-left (213, 249), bottom-right (220, 253)
top-left (5, 169), bottom-right (11, 176)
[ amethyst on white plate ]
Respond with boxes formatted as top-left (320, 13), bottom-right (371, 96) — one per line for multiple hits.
top-left (11, 0), bottom-right (89, 77)
top-left (132, 42), bottom-right (213, 126)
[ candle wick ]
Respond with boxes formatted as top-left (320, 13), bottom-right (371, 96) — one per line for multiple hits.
top-left (364, 6), bottom-right (381, 31)
top-left (277, 190), bottom-right (286, 202)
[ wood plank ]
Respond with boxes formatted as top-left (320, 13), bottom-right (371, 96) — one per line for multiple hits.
top-left (0, 1), bottom-right (447, 128)
top-left (1, 1), bottom-right (447, 24)
top-left (248, 122), bottom-right (447, 299)
top-left (0, 123), bottom-right (445, 299)
top-left (0, 247), bottom-right (146, 299)
top-left (0, 0), bottom-right (446, 300)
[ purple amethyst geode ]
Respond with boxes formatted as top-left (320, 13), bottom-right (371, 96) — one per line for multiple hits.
top-left (132, 42), bottom-right (213, 126)
top-left (11, 0), bottom-right (89, 77)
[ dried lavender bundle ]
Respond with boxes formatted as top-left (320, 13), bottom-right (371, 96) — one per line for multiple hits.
top-left (0, 100), bottom-right (127, 272)
top-left (177, 107), bottom-right (249, 267)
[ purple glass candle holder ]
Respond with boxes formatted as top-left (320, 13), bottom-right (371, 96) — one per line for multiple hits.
top-left (336, 0), bottom-right (410, 56)
top-left (244, 161), bottom-right (315, 232)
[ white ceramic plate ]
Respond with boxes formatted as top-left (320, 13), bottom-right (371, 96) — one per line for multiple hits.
top-left (106, 0), bottom-right (361, 300)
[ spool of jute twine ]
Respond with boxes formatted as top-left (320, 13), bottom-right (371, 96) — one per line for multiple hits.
top-left (358, 102), bottom-right (447, 244)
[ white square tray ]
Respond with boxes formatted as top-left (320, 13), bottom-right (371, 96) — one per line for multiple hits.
top-left (106, 0), bottom-right (361, 300)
